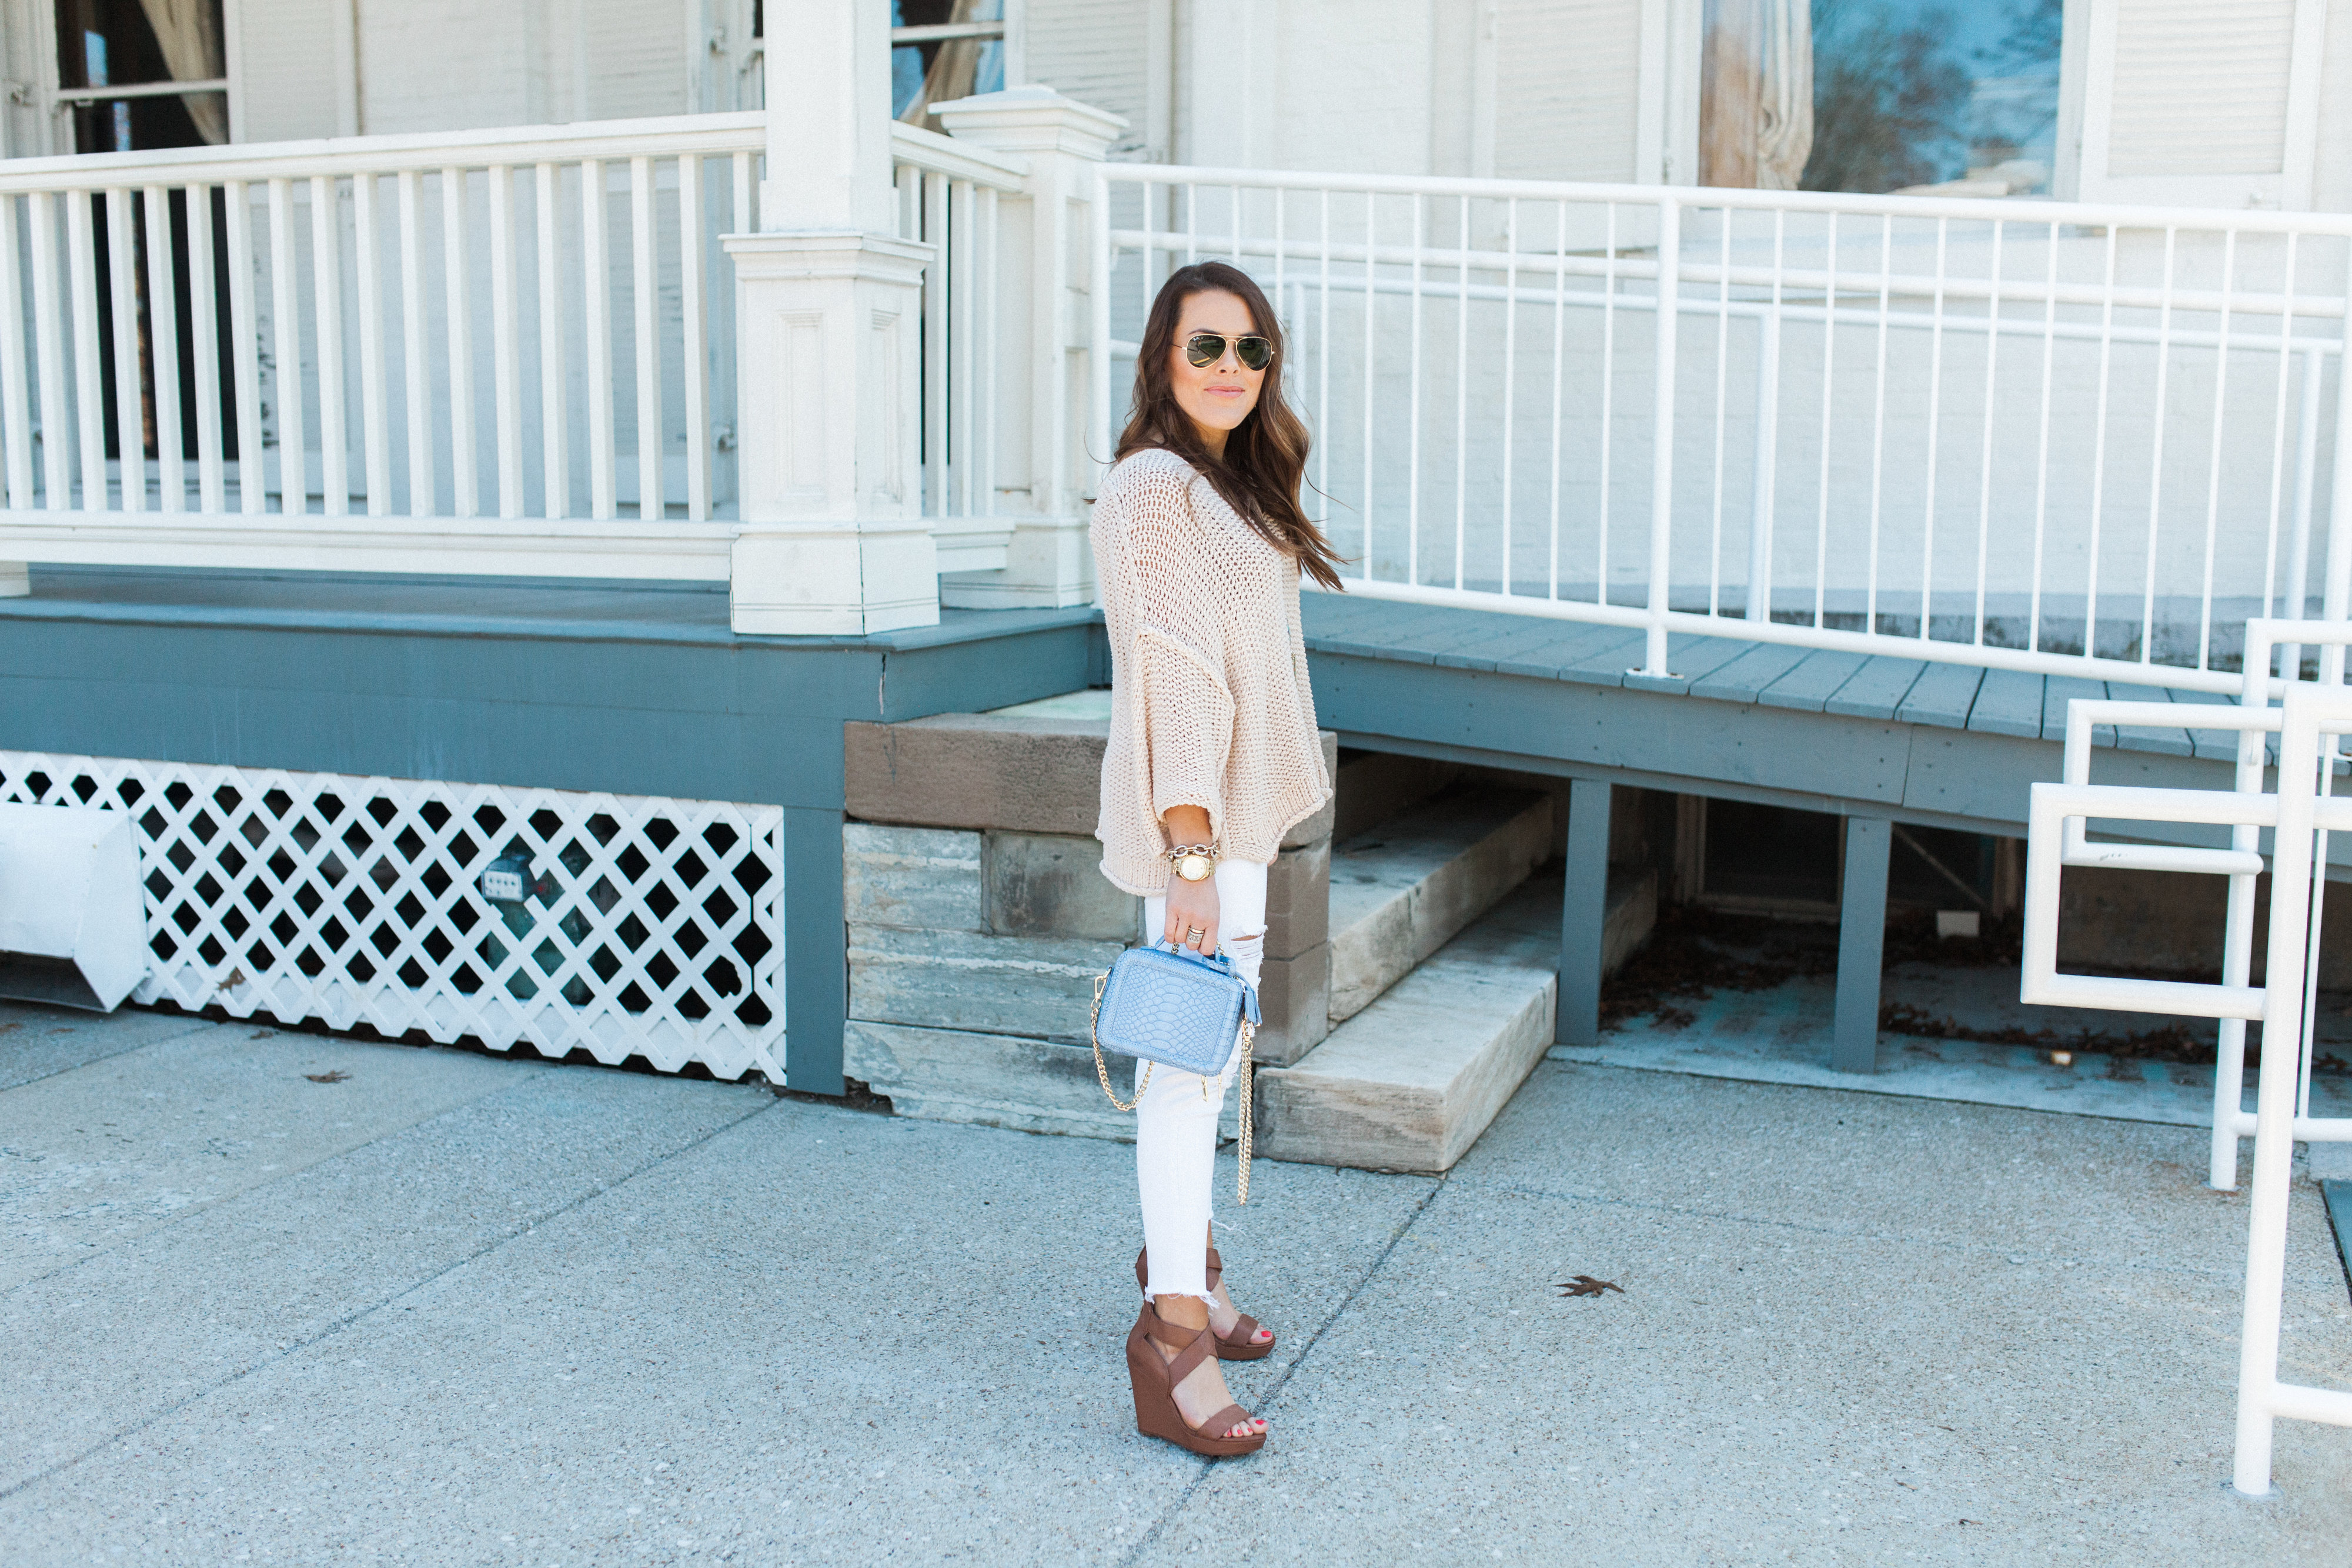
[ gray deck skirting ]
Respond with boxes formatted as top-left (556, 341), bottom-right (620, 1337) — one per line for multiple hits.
top-left (0, 566), bottom-right (2333, 1096)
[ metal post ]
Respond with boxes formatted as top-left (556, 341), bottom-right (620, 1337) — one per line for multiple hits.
top-left (1558, 778), bottom-right (1613, 1047)
top-left (1643, 195), bottom-right (1681, 676)
top-left (1833, 816), bottom-right (1890, 1074)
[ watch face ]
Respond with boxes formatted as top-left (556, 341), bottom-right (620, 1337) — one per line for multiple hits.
top-left (1175, 852), bottom-right (1214, 882)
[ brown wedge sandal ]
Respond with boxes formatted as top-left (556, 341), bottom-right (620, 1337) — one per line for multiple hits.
top-left (1125, 1302), bottom-right (1267, 1458)
top-left (1135, 1246), bottom-right (1275, 1360)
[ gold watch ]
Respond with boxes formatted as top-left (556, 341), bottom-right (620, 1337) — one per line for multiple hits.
top-left (1167, 842), bottom-right (1218, 882)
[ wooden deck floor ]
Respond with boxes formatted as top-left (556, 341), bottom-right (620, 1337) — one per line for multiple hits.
top-left (1301, 590), bottom-right (2258, 768)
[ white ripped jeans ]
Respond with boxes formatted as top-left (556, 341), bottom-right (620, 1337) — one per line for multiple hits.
top-left (1136, 857), bottom-right (1267, 1304)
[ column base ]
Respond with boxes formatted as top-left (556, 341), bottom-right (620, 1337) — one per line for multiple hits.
top-left (939, 514), bottom-right (1094, 609)
top-left (730, 521), bottom-right (939, 637)
top-left (0, 562), bottom-right (28, 597)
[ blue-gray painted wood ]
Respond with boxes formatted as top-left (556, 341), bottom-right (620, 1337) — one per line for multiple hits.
top-left (2106, 682), bottom-right (2193, 758)
top-left (1559, 777), bottom-right (1611, 1047)
top-left (1623, 634), bottom-right (1758, 696)
top-left (2321, 1182), bottom-right (2352, 1301)
top-left (1758, 649), bottom-right (1869, 712)
top-left (1834, 816), bottom-right (1891, 1074)
top-left (1895, 663), bottom-right (1984, 727)
top-left (1492, 626), bottom-right (1644, 681)
top-left (1823, 656), bottom-right (1926, 719)
top-left (1690, 642), bottom-right (1815, 704)
top-left (784, 803), bottom-right (847, 1095)
top-left (1967, 670), bottom-right (2046, 738)
top-left (2040, 676), bottom-right (2110, 746)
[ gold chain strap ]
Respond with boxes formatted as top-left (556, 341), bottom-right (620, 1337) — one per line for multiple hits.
top-left (1236, 1017), bottom-right (1254, 1206)
top-left (1090, 967), bottom-right (1257, 1208)
top-left (1090, 969), bottom-right (1152, 1112)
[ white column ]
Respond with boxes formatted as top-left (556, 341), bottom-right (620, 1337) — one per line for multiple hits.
top-left (724, 0), bottom-right (938, 635)
top-left (932, 85), bottom-right (1125, 610)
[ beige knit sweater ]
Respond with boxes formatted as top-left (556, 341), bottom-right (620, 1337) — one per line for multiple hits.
top-left (1092, 447), bottom-right (1334, 895)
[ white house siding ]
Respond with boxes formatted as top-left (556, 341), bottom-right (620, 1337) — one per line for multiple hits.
top-left (232, 0), bottom-right (354, 142)
top-left (2314, 0), bottom-right (2352, 214)
top-left (1491, 0), bottom-right (1648, 183)
top-left (1024, 0), bottom-right (1157, 156)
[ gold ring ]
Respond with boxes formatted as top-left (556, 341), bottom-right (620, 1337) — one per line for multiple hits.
top-left (1185, 925), bottom-right (1205, 940)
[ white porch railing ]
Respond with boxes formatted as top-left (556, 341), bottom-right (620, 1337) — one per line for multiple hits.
top-left (0, 113), bottom-right (768, 580)
top-left (890, 121), bottom-right (1024, 571)
top-left (2023, 660), bottom-right (2352, 1495)
top-left (1092, 168), bottom-right (2352, 692)
top-left (0, 111), bottom-right (1028, 591)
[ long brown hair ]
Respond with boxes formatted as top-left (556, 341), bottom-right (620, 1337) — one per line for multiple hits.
top-left (1114, 262), bottom-right (1347, 591)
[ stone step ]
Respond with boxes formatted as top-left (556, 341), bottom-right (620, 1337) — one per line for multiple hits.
top-left (1326, 786), bottom-right (1554, 1024)
top-left (1255, 865), bottom-right (1655, 1175)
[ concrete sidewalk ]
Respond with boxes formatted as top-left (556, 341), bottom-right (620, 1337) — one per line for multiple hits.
top-left (1, 998), bottom-right (2348, 1565)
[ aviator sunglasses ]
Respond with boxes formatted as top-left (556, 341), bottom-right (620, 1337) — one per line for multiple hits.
top-left (1184, 330), bottom-right (1274, 371)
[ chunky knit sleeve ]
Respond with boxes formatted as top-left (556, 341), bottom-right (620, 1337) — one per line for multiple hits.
top-left (1108, 462), bottom-right (1237, 840)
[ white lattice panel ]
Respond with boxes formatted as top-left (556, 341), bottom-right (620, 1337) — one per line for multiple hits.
top-left (0, 754), bottom-right (784, 1083)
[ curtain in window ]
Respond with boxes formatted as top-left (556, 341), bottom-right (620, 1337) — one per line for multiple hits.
top-left (135, 0), bottom-right (228, 144)
top-left (1700, 0), bottom-right (1813, 189)
top-left (898, 0), bottom-right (1003, 131)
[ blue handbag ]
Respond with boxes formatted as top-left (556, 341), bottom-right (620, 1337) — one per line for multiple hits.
top-left (1090, 940), bottom-right (1263, 1202)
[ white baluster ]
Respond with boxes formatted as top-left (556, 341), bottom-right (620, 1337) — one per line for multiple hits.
top-left (679, 153), bottom-right (710, 523)
top-left (143, 186), bottom-right (185, 511)
top-left (442, 168), bottom-right (477, 520)
top-left (581, 158), bottom-right (616, 521)
top-left (224, 181), bottom-right (264, 516)
top-left (65, 193), bottom-right (107, 511)
top-left (265, 179), bottom-right (305, 517)
top-left (0, 195), bottom-right (33, 510)
top-left (488, 164), bottom-right (523, 521)
top-left (308, 175), bottom-right (347, 516)
top-left (630, 155), bottom-right (662, 523)
top-left (28, 193), bottom-right (73, 513)
top-left (188, 183), bottom-right (225, 515)
top-left (352, 173), bottom-right (390, 517)
top-left (397, 169), bottom-right (433, 517)
top-left (107, 189), bottom-right (146, 513)
top-left (534, 162), bottom-right (569, 521)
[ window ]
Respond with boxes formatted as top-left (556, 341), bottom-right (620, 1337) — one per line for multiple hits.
top-left (52, 0), bottom-right (227, 153)
top-left (892, 0), bottom-right (1007, 131)
top-left (1698, 0), bottom-right (2062, 196)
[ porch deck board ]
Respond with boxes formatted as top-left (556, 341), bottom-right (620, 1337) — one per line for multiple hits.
top-left (2104, 682), bottom-right (2195, 758)
top-left (1823, 656), bottom-right (1928, 720)
top-left (1895, 663), bottom-right (1986, 728)
top-left (2041, 676), bottom-right (2110, 745)
top-left (1623, 634), bottom-right (1758, 696)
top-left (1755, 650), bottom-right (1870, 712)
top-left (1966, 670), bottom-right (2047, 738)
top-left (1489, 625), bottom-right (1645, 680)
top-left (1688, 643), bottom-right (1816, 705)
top-left (1434, 618), bottom-right (1618, 674)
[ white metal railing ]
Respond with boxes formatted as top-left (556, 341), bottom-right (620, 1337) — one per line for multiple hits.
top-left (2023, 671), bottom-right (2352, 1496)
top-left (890, 122), bottom-right (1024, 569)
top-left (1091, 167), bottom-right (2352, 692)
top-left (0, 113), bottom-right (771, 580)
top-left (2054, 617), bottom-right (2352, 1194)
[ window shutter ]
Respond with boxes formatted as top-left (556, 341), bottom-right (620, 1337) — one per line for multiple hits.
top-left (229, 0), bottom-right (349, 143)
top-left (1023, 0), bottom-right (1152, 155)
top-left (2069, 0), bottom-right (2327, 209)
top-left (1492, 0), bottom-right (1651, 182)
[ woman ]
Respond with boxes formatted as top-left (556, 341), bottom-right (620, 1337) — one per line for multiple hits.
top-left (1091, 261), bottom-right (1347, 1458)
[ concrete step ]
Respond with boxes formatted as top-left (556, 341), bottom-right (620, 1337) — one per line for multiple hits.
top-left (1255, 865), bottom-right (1656, 1175)
top-left (1326, 786), bottom-right (1553, 1024)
